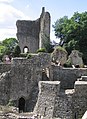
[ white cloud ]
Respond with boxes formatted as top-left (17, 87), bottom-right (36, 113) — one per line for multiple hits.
top-left (0, 28), bottom-right (16, 40)
top-left (0, 3), bottom-right (29, 24)
top-left (0, 3), bottom-right (30, 41)
top-left (0, 0), bottom-right (13, 3)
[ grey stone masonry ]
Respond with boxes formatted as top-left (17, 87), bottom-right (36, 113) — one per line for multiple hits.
top-left (34, 81), bottom-right (60, 119)
top-left (79, 75), bottom-right (87, 81)
top-left (0, 53), bottom-right (51, 112)
top-left (16, 7), bottom-right (50, 53)
top-left (72, 81), bottom-right (87, 119)
top-left (50, 64), bottom-right (87, 90)
top-left (0, 63), bottom-right (11, 74)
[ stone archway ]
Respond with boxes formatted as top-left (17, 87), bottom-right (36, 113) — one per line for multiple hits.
top-left (18, 97), bottom-right (25, 113)
top-left (23, 46), bottom-right (29, 53)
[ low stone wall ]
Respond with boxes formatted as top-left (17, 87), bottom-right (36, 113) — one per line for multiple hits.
top-left (51, 65), bottom-right (87, 90)
top-left (0, 63), bottom-right (11, 74)
top-left (12, 53), bottom-right (51, 69)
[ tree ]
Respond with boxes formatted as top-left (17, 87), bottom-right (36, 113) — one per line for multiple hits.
top-left (2, 38), bottom-right (18, 55)
top-left (53, 12), bottom-right (87, 64)
top-left (0, 38), bottom-right (18, 61)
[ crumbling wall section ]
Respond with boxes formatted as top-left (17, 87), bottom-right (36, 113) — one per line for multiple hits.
top-left (39, 7), bottom-right (50, 49)
top-left (16, 7), bottom-right (50, 53)
top-left (53, 90), bottom-right (74, 119)
top-left (34, 81), bottom-right (60, 118)
top-left (16, 19), bottom-right (40, 53)
top-left (0, 53), bottom-right (50, 112)
top-left (72, 80), bottom-right (87, 119)
top-left (50, 65), bottom-right (87, 90)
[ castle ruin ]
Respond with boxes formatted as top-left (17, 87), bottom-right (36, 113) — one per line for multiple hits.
top-left (0, 7), bottom-right (87, 119)
top-left (16, 7), bottom-right (50, 53)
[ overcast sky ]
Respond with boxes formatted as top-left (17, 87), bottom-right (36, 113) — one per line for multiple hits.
top-left (0, 0), bottom-right (87, 42)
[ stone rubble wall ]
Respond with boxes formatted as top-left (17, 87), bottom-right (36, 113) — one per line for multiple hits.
top-left (34, 81), bottom-right (60, 119)
top-left (35, 78), bottom-right (87, 119)
top-left (72, 80), bottom-right (87, 119)
top-left (0, 71), bottom-right (11, 105)
top-left (39, 10), bottom-right (50, 49)
top-left (50, 65), bottom-right (87, 90)
top-left (0, 63), bottom-right (11, 74)
top-left (16, 19), bottom-right (40, 53)
top-left (53, 90), bottom-right (73, 119)
top-left (0, 53), bottom-right (51, 112)
top-left (0, 53), bottom-right (87, 118)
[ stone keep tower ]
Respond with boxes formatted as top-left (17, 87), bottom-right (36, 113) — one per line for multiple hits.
top-left (16, 7), bottom-right (50, 53)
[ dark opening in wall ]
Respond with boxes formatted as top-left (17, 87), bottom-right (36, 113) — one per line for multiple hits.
top-left (18, 97), bottom-right (25, 113)
top-left (23, 46), bottom-right (29, 53)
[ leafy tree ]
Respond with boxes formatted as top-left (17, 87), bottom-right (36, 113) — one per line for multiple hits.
top-left (0, 45), bottom-right (7, 54)
top-left (2, 38), bottom-right (18, 55)
top-left (0, 38), bottom-right (18, 61)
top-left (53, 12), bottom-right (87, 64)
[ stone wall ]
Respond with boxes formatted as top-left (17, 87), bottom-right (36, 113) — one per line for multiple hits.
top-left (16, 19), bottom-right (40, 53)
top-left (34, 81), bottom-right (60, 118)
top-left (0, 53), bottom-right (87, 118)
top-left (16, 7), bottom-right (50, 53)
top-left (35, 79), bottom-right (87, 119)
top-left (50, 65), bottom-right (87, 90)
top-left (0, 53), bottom-right (51, 112)
top-left (0, 63), bottom-right (11, 74)
top-left (53, 90), bottom-right (73, 119)
top-left (72, 80), bottom-right (87, 119)
top-left (39, 7), bottom-right (50, 49)
top-left (0, 71), bottom-right (11, 105)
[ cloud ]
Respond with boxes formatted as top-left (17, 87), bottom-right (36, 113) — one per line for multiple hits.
top-left (0, 3), bottom-right (30, 41)
top-left (0, 28), bottom-right (16, 40)
top-left (0, 3), bottom-right (29, 24)
top-left (0, 0), bottom-right (13, 3)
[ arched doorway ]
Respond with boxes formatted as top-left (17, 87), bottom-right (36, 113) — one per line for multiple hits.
top-left (18, 97), bottom-right (25, 113)
top-left (23, 46), bottom-right (29, 53)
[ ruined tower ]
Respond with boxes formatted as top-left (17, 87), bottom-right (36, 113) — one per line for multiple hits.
top-left (16, 7), bottom-right (50, 53)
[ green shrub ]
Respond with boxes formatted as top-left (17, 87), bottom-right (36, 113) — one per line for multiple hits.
top-left (20, 53), bottom-right (27, 57)
top-left (63, 59), bottom-right (72, 67)
top-left (0, 53), bottom-right (3, 62)
top-left (13, 45), bottom-right (21, 57)
top-left (7, 99), bottom-right (14, 106)
top-left (55, 46), bottom-right (67, 53)
top-left (37, 48), bottom-right (46, 53)
top-left (27, 53), bottom-right (32, 59)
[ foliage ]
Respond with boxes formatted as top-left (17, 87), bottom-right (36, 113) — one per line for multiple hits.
top-left (0, 45), bottom-right (6, 53)
top-left (20, 53), bottom-right (28, 57)
top-left (27, 53), bottom-right (32, 59)
top-left (63, 59), bottom-right (72, 67)
top-left (13, 45), bottom-right (21, 57)
top-left (2, 38), bottom-right (18, 55)
top-left (55, 46), bottom-right (67, 53)
top-left (53, 12), bottom-right (87, 64)
top-left (0, 38), bottom-right (18, 61)
top-left (0, 53), bottom-right (4, 62)
top-left (7, 99), bottom-right (15, 106)
top-left (37, 48), bottom-right (46, 53)
top-left (42, 34), bottom-right (54, 53)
